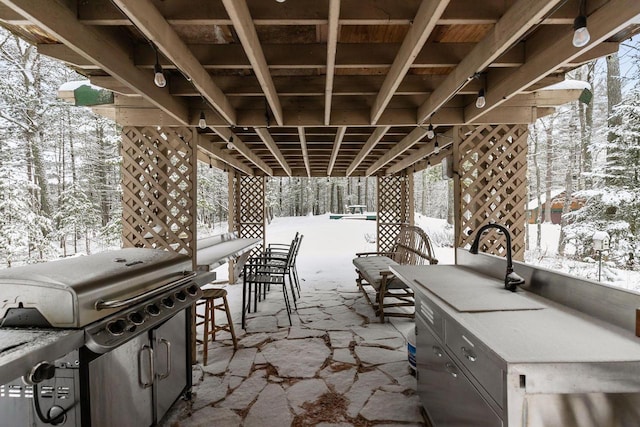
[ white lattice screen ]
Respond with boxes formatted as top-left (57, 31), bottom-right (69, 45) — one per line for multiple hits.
top-left (456, 124), bottom-right (528, 260)
top-left (377, 174), bottom-right (414, 252)
top-left (121, 126), bottom-right (196, 258)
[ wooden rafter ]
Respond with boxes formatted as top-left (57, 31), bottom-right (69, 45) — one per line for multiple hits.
top-left (74, 42), bottom-right (527, 70)
top-left (0, 0), bottom-right (189, 125)
top-left (465, 0), bottom-right (640, 123)
top-left (370, 0), bottom-right (450, 124)
top-left (111, 0), bottom-right (236, 125)
top-left (111, 105), bottom-right (550, 128)
top-left (212, 127), bottom-right (273, 176)
top-left (366, 127), bottom-right (429, 176)
top-left (298, 127), bottom-right (311, 177)
top-left (346, 126), bottom-right (390, 176)
top-left (66, 0), bottom-right (604, 27)
top-left (417, 0), bottom-right (564, 124)
top-left (328, 126), bottom-right (346, 176)
top-left (324, 0), bottom-right (340, 126)
top-left (386, 138), bottom-right (453, 175)
top-left (222, 0), bottom-right (283, 126)
top-left (199, 139), bottom-right (253, 175)
top-left (255, 128), bottom-right (292, 176)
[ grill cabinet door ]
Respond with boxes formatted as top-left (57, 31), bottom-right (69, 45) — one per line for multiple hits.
top-left (153, 309), bottom-right (188, 422)
top-left (88, 333), bottom-right (153, 426)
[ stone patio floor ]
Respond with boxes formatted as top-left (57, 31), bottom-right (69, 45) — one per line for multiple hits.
top-left (162, 272), bottom-right (425, 426)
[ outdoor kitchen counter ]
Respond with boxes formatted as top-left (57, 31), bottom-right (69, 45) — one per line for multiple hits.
top-left (0, 328), bottom-right (84, 385)
top-left (392, 264), bottom-right (640, 426)
top-left (391, 264), bottom-right (640, 365)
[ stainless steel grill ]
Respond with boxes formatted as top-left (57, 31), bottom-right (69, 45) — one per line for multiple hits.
top-left (0, 248), bottom-right (215, 427)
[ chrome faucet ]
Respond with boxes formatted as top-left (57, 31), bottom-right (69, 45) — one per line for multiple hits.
top-left (469, 223), bottom-right (525, 292)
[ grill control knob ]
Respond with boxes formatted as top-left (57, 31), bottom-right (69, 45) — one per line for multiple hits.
top-left (186, 285), bottom-right (199, 296)
top-left (106, 319), bottom-right (127, 336)
top-left (175, 290), bottom-right (187, 301)
top-left (145, 304), bottom-right (160, 316)
top-left (161, 297), bottom-right (174, 308)
top-left (128, 311), bottom-right (144, 325)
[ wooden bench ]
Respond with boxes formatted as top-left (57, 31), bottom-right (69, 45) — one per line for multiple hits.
top-left (353, 225), bottom-right (438, 322)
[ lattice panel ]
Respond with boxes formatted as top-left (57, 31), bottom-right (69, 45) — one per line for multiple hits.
top-left (121, 126), bottom-right (196, 257)
top-left (456, 124), bottom-right (528, 260)
top-left (377, 174), bottom-right (413, 253)
top-left (232, 174), bottom-right (265, 256)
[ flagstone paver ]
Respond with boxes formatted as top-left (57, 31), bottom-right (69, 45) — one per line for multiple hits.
top-left (163, 269), bottom-right (425, 427)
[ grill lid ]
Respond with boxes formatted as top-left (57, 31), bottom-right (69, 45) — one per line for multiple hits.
top-left (0, 248), bottom-right (193, 328)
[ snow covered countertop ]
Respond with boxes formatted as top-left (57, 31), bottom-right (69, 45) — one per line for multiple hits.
top-left (392, 265), bottom-right (640, 365)
top-left (0, 328), bottom-right (83, 385)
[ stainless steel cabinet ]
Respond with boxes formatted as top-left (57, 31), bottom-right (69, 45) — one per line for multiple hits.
top-left (88, 310), bottom-right (188, 427)
top-left (416, 313), bottom-right (502, 427)
top-left (153, 310), bottom-right (188, 419)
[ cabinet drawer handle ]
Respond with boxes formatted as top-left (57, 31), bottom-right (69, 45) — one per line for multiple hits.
top-left (461, 346), bottom-right (477, 362)
top-left (445, 363), bottom-right (458, 378)
top-left (432, 346), bottom-right (443, 357)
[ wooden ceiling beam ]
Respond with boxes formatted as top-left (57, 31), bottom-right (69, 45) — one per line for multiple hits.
top-left (365, 127), bottom-right (429, 176)
top-left (222, 0), bottom-right (283, 126)
top-left (417, 0), bottom-right (564, 124)
top-left (255, 128), bottom-right (292, 176)
top-left (196, 149), bottom-right (228, 171)
top-left (94, 73), bottom-right (560, 98)
top-left (327, 126), bottom-right (347, 176)
top-left (40, 42), bottom-right (526, 70)
top-left (198, 140), bottom-right (254, 175)
top-left (369, 0), bottom-right (449, 124)
top-left (298, 127), bottom-right (311, 177)
top-left (110, 0), bottom-right (236, 125)
top-left (212, 127), bottom-right (273, 176)
top-left (324, 0), bottom-right (340, 125)
top-left (465, 0), bottom-right (640, 123)
top-left (385, 138), bottom-right (453, 174)
top-left (110, 106), bottom-right (544, 127)
top-left (1, 0), bottom-right (190, 125)
top-left (72, 0), bottom-right (598, 26)
top-left (346, 126), bottom-right (390, 176)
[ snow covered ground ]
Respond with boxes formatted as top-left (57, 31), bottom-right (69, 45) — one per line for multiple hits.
top-left (258, 214), bottom-right (639, 292)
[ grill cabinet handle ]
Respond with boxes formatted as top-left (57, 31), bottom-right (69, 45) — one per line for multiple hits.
top-left (139, 345), bottom-right (154, 388)
top-left (158, 339), bottom-right (171, 380)
top-left (95, 272), bottom-right (197, 310)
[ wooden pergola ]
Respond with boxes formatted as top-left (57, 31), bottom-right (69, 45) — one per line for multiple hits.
top-left (2, 0), bottom-right (639, 264)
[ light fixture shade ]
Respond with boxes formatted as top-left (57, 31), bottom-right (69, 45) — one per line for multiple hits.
top-left (572, 15), bottom-right (590, 47)
top-left (475, 89), bottom-right (486, 109)
top-left (426, 124), bottom-right (435, 140)
top-left (198, 111), bottom-right (207, 129)
top-left (153, 63), bottom-right (167, 88)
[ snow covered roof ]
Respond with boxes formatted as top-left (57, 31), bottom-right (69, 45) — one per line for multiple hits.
top-left (539, 79), bottom-right (592, 91)
top-left (527, 189), bottom-right (564, 210)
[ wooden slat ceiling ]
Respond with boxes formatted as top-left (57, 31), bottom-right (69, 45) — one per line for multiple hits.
top-left (1, 0), bottom-right (639, 177)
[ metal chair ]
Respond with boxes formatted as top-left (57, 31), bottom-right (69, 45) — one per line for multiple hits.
top-left (242, 256), bottom-right (292, 329)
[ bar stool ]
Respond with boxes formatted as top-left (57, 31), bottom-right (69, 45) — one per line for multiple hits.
top-left (196, 288), bottom-right (238, 365)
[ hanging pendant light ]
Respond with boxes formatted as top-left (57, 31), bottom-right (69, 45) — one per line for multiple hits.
top-left (475, 89), bottom-right (486, 109)
top-left (572, 15), bottom-right (590, 47)
top-left (198, 111), bottom-right (207, 129)
top-left (426, 124), bottom-right (435, 140)
top-left (433, 139), bottom-right (440, 154)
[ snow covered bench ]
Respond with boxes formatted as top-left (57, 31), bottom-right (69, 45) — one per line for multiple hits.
top-left (353, 225), bottom-right (438, 322)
